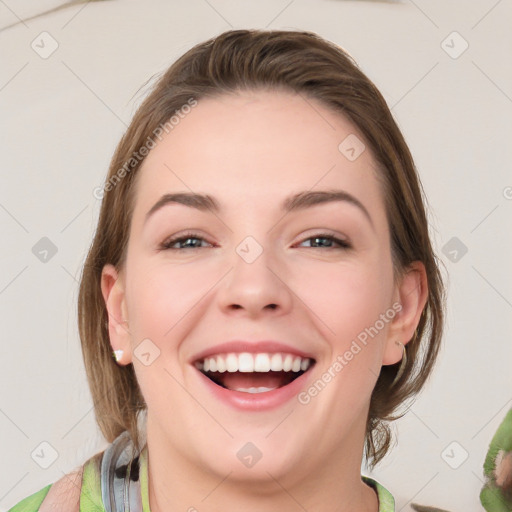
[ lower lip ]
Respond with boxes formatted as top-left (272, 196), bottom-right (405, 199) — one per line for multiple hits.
top-left (194, 367), bottom-right (313, 411)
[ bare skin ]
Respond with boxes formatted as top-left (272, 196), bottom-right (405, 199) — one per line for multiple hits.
top-left (39, 469), bottom-right (82, 512)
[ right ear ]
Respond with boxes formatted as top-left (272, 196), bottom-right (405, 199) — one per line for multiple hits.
top-left (101, 264), bottom-right (132, 365)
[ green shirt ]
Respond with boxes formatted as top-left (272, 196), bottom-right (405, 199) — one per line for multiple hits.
top-left (7, 445), bottom-right (394, 511)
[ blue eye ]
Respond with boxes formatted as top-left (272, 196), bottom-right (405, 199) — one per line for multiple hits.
top-left (297, 234), bottom-right (351, 249)
top-left (160, 232), bottom-right (351, 251)
top-left (160, 232), bottom-right (210, 250)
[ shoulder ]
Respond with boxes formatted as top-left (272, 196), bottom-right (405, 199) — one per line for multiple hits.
top-left (8, 468), bottom-right (84, 512)
top-left (39, 468), bottom-right (83, 512)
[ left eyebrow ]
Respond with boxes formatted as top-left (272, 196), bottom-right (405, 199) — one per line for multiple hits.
top-left (144, 189), bottom-right (374, 230)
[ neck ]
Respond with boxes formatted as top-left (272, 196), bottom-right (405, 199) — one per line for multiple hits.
top-left (145, 419), bottom-right (379, 512)
top-left (149, 475), bottom-right (377, 512)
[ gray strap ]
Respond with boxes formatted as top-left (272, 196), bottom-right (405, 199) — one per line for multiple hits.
top-left (100, 431), bottom-right (143, 512)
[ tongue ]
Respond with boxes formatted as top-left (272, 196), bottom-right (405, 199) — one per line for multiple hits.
top-left (212, 371), bottom-right (296, 391)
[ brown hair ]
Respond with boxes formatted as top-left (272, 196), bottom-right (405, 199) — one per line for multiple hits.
top-left (77, 28), bottom-right (445, 469)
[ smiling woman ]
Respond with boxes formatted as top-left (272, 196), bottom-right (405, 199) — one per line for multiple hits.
top-left (8, 29), bottom-right (445, 512)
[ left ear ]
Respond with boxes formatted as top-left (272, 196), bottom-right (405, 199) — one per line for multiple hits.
top-left (382, 261), bottom-right (428, 365)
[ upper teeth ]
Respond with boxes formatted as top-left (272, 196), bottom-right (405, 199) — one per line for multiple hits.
top-left (196, 352), bottom-right (312, 373)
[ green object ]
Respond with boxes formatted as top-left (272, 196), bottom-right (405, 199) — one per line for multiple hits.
top-left (7, 442), bottom-right (394, 511)
top-left (7, 445), bottom-right (151, 511)
top-left (362, 475), bottom-right (396, 511)
top-left (480, 408), bottom-right (512, 511)
top-left (410, 505), bottom-right (452, 512)
top-left (6, 484), bottom-right (51, 511)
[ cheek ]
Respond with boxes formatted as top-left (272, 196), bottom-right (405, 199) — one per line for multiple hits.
top-left (294, 258), bottom-right (394, 347)
top-left (125, 260), bottom-right (215, 346)
top-left (124, 262), bottom-right (213, 410)
top-left (301, 262), bottom-right (392, 408)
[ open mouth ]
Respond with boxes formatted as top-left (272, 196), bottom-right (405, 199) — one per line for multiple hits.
top-left (194, 352), bottom-right (315, 394)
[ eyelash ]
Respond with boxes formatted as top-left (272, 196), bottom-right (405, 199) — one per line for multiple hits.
top-left (159, 231), bottom-right (351, 251)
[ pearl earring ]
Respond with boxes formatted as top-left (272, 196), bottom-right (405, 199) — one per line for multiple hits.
top-left (113, 349), bottom-right (124, 363)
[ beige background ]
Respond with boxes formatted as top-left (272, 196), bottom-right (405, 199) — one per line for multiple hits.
top-left (1, 1), bottom-right (511, 510)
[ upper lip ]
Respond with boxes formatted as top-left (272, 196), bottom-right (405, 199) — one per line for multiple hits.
top-left (190, 340), bottom-right (316, 364)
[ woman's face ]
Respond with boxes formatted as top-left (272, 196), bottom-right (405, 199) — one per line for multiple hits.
top-left (102, 89), bottom-right (422, 484)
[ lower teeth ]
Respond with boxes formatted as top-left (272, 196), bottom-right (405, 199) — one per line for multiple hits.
top-left (200, 369), bottom-right (308, 392)
top-left (233, 386), bottom-right (276, 394)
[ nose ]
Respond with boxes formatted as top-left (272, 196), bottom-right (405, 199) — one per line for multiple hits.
top-left (216, 238), bottom-right (293, 319)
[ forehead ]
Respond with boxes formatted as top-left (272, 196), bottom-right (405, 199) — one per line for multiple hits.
top-left (132, 89), bottom-right (385, 220)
